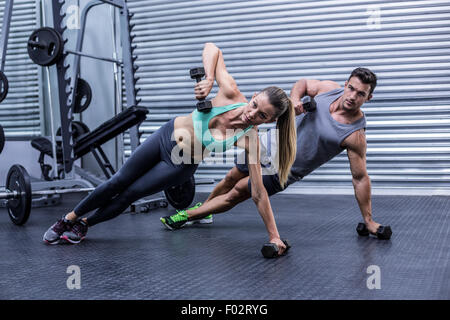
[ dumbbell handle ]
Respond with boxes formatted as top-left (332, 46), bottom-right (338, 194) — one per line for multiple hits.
top-left (193, 76), bottom-right (206, 102)
top-left (191, 68), bottom-right (205, 101)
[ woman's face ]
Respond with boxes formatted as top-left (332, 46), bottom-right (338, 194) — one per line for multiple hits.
top-left (241, 92), bottom-right (279, 126)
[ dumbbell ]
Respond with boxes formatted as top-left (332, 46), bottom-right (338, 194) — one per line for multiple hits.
top-left (301, 95), bottom-right (317, 112)
top-left (356, 222), bottom-right (392, 240)
top-left (261, 239), bottom-right (291, 258)
top-left (190, 67), bottom-right (212, 113)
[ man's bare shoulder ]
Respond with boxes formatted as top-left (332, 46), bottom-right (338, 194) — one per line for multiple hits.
top-left (316, 80), bottom-right (341, 95)
top-left (342, 129), bottom-right (367, 152)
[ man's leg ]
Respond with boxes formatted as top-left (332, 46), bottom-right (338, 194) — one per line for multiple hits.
top-left (187, 175), bottom-right (251, 220)
top-left (188, 169), bottom-right (285, 221)
top-left (203, 166), bottom-right (248, 202)
top-left (160, 170), bottom-right (284, 230)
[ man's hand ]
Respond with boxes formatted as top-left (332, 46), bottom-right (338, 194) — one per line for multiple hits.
top-left (270, 237), bottom-right (287, 255)
top-left (365, 219), bottom-right (381, 235)
top-left (292, 98), bottom-right (306, 116)
top-left (194, 78), bottom-right (214, 100)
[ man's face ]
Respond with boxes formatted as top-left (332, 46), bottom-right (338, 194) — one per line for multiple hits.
top-left (342, 77), bottom-right (373, 111)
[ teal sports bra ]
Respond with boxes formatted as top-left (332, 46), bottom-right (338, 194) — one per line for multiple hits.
top-left (192, 103), bottom-right (253, 152)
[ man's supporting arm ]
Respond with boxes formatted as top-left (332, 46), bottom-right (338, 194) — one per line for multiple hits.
top-left (345, 129), bottom-right (381, 234)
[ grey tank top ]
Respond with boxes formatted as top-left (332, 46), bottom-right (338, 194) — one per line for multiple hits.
top-left (260, 88), bottom-right (366, 184)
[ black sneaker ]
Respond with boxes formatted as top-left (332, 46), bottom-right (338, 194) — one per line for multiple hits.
top-left (61, 220), bottom-right (88, 244)
top-left (160, 210), bottom-right (189, 230)
top-left (43, 216), bottom-right (74, 245)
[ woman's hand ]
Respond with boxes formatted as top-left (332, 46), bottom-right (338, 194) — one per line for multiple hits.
top-left (194, 78), bottom-right (214, 100)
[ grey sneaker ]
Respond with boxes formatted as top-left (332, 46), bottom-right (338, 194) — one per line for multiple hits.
top-left (61, 220), bottom-right (88, 244)
top-left (43, 216), bottom-right (73, 245)
top-left (185, 214), bottom-right (213, 225)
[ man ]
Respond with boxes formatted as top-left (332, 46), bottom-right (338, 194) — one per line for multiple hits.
top-left (161, 67), bottom-right (385, 254)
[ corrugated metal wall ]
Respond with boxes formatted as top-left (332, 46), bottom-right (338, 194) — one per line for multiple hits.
top-left (0, 0), bottom-right (40, 138)
top-left (126, 0), bottom-right (450, 191)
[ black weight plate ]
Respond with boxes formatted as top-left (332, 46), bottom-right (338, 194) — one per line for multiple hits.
top-left (56, 121), bottom-right (90, 145)
top-left (0, 124), bottom-right (4, 154)
top-left (6, 164), bottom-right (32, 225)
top-left (164, 175), bottom-right (195, 210)
top-left (0, 70), bottom-right (9, 103)
top-left (73, 78), bottom-right (92, 113)
top-left (27, 27), bottom-right (63, 66)
top-left (71, 121), bottom-right (90, 139)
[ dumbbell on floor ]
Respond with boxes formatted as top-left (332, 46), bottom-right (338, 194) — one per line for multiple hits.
top-left (356, 222), bottom-right (392, 240)
top-left (190, 67), bottom-right (212, 113)
top-left (261, 239), bottom-right (291, 258)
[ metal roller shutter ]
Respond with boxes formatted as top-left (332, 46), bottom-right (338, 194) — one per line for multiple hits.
top-left (125, 0), bottom-right (450, 193)
top-left (0, 0), bottom-right (40, 138)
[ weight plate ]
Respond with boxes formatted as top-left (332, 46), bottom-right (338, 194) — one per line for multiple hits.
top-left (56, 121), bottom-right (90, 145)
top-left (0, 124), bottom-right (4, 154)
top-left (73, 78), bottom-right (92, 113)
top-left (6, 164), bottom-right (32, 225)
top-left (164, 175), bottom-right (196, 210)
top-left (27, 27), bottom-right (63, 66)
top-left (0, 70), bottom-right (9, 103)
top-left (71, 121), bottom-right (90, 138)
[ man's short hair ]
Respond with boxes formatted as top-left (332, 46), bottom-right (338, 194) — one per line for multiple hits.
top-left (348, 67), bottom-right (377, 95)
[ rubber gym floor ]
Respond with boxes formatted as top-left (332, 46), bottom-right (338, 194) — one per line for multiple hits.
top-left (0, 192), bottom-right (449, 300)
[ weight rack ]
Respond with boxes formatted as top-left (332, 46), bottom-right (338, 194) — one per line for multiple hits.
top-left (1, 0), bottom-right (169, 214)
top-left (42, 0), bottom-right (167, 212)
top-left (51, 0), bottom-right (141, 175)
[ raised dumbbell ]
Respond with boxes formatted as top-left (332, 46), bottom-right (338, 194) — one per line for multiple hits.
top-left (356, 222), bottom-right (392, 240)
top-left (261, 239), bottom-right (291, 258)
top-left (190, 67), bottom-right (212, 113)
top-left (301, 95), bottom-right (317, 112)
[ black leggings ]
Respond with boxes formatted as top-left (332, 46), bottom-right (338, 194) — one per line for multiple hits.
top-left (73, 118), bottom-right (198, 226)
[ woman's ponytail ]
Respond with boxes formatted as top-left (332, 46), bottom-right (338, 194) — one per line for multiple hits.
top-left (261, 87), bottom-right (297, 187)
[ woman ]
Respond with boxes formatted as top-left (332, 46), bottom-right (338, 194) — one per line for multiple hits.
top-left (43, 43), bottom-right (296, 254)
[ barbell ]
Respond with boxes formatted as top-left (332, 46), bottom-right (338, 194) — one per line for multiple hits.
top-left (2, 164), bottom-right (196, 225)
top-left (2, 164), bottom-right (95, 225)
